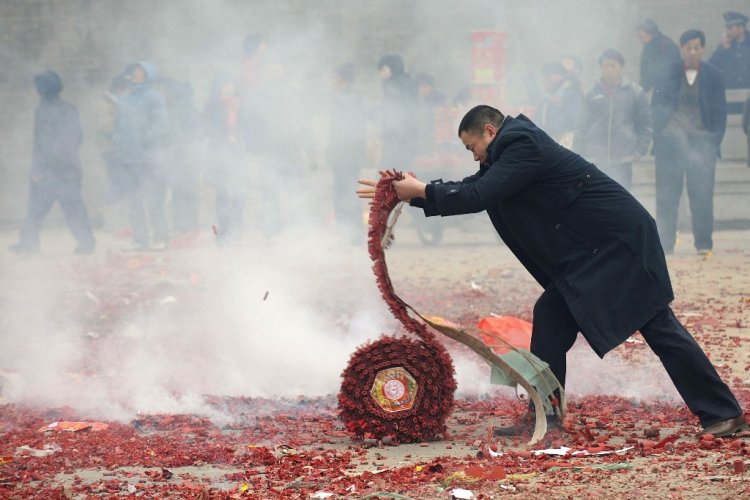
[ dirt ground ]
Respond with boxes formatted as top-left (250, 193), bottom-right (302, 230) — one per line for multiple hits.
top-left (1, 223), bottom-right (750, 499)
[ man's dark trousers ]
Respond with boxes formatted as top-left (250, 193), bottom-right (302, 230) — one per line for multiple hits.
top-left (654, 134), bottom-right (717, 252)
top-left (529, 285), bottom-right (742, 427)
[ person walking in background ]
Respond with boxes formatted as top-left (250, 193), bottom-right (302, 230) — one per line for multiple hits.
top-left (651, 30), bottom-right (727, 256)
top-left (743, 94), bottom-right (750, 166)
top-left (537, 62), bottom-right (583, 148)
top-left (636, 19), bottom-right (681, 93)
top-left (112, 61), bottom-right (170, 251)
top-left (377, 54), bottom-right (418, 169)
top-left (328, 63), bottom-right (367, 244)
top-left (9, 71), bottom-right (96, 255)
top-left (98, 72), bottom-right (132, 206)
top-left (414, 72), bottom-right (446, 158)
top-left (202, 73), bottom-right (248, 246)
top-left (709, 11), bottom-right (750, 90)
top-left (574, 49), bottom-right (652, 191)
top-left (155, 77), bottom-right (201, 236)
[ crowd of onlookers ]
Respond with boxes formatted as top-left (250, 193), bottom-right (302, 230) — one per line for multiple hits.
top-left (7, 11), bottom-right (750, 256)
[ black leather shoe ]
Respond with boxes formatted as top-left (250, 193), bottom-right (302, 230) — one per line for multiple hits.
top-left (701, 415), bottom-right (748, 438)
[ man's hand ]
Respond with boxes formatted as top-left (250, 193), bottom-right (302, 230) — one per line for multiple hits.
top-left (356, 171), bottom-right (427, 201)
top-left (392, 175), bottom-right (426, 201)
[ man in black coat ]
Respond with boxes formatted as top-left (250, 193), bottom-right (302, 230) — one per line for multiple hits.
top-left (709, 11), bottom-right (750, 90)
top-left (9, 71), bottom-right (96, 255)
top-left (636, 19), bottom-right (681, 93)
top-left (357, 104), bottom-right (745, 437)
top-left (652, 30), bottom-right (727, 255)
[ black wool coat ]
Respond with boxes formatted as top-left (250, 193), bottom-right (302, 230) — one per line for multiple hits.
top-left (412, 115), bottom-right (674, 357)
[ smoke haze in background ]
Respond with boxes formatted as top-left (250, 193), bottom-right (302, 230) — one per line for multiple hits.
top-left (1, 0), bottom-right (733, 419)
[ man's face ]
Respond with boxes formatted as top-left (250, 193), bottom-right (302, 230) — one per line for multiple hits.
top-left (727, 24), bottom-right (746, 41)
top-left (379, 65), bottom-right (392, 81)
top-left (418, 83), bottom-right (432, 99)
top-left (636, 30), bottom-right (653, 45)
top-left (600, 58), bottom-right (623, 85)
top-left (680, 38), bottom-right (704, 67)
top-left (131, 66), bottom-right (146, 84)
top-left (460, 125), bottom-right (497, 164)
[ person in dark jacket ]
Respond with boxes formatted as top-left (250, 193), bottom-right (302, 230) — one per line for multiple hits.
top-left (112, 61), bottom-right (170, 251)
top-left (743, 94), bottom-right (750, 166)
top-left (378, 54), bottom-right (418, 169)
top-left (636, 19), bottom-right (681, 93)
top-left (328, 63), bottom-right (367, 243)
top-left (10, 71), bottom-right (96, 255)
top-left (708, 11), bottom-right (750, 90)
top-left (651, 30), bottom-right (727, 255)
top-left (574, 49), bottom-right (652, 190)
top-left (203, 72), bottom-right (248, 245)
top-left (156, 77), bottom-right (200, 235)
top-left (414, 72), bottom-right (447, 157)
top-left (357, 104), bottom-right (746, 438)
top-left (537, 62), bottom-right (583, 148)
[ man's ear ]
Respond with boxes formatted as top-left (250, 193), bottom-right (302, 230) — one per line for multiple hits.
top-left (485, 123), bottom-right (497, 138)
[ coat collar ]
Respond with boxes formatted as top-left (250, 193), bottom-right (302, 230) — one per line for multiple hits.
top-left (484, 114), bottom-right (531, 166)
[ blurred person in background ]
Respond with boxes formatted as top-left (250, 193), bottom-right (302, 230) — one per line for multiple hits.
top-left (560, 53), bottom-right (585, 92)
top-left (155, 77), bottom-right (201, 236)
top-left (537, 61), bottom-right (583, 148)
top-left (574, 49), bottom-right (652, 191)
top-left (709, 11), bottom-right (750, 90)
top-left (98, 71), bottom-right (132, 206)
top-left (651, 30), bottom-right (726, 256)
top-left (242, 56), bottom-right (317, 237)
top-left (239, 32), bottom-right (268, 98)
top-left (203, 73), bottom-right (248, 246)
top-left (742, 94), bottom-right (750, 166)
top-left (378, 54), bottom-right (418, 169)
top-left (414, 72), bottom-right (446, 157)
top-left (9, 70), bottom-right (96, 255)
top-left (112, 61), bottom-right (170, 251)
top-left (328, 63), bottom-right (367, 244)
top-left (636, 19), bottom-right (681, 93)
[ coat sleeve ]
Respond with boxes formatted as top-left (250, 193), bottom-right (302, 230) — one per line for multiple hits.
top-left (708, 45), bottom-right (727, 69)
top-left (430, 136), bottom-right (544, 216)
top-left (410, 171), bottom-right (484, 217)
top-left (708, 69), bottom-right (727, 154)
top-left (633, 87), bottom-right (652, 156)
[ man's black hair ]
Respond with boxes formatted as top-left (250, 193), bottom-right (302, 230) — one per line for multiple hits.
top-left (34, 70), bottom-right (63, 97)
top-left (377, 54), bottom-right (404, 76)
top-left (679, 29), bottom-right (705, 47)
top-left (458, 105), bottom-right (505, 137)
top-left (598, 48), bottom-right (625, 66)
top-left (636, 19), bottom-right (659, 35)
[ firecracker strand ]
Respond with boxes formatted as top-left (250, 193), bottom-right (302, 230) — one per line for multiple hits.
top-left (338, 170), bottom-right (457, 443)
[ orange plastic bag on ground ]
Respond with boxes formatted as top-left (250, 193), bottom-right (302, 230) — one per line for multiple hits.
top-left (478, 316), bottom-right (532, 355)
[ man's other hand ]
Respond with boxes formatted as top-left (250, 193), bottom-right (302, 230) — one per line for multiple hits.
top-left (393, 174), bottom-right (426, 201)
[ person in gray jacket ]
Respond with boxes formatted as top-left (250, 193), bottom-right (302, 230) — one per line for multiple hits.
top-left (112, 61), bottom-right (169, 250)
top-left (574, 49), bottom-right (652, 191)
